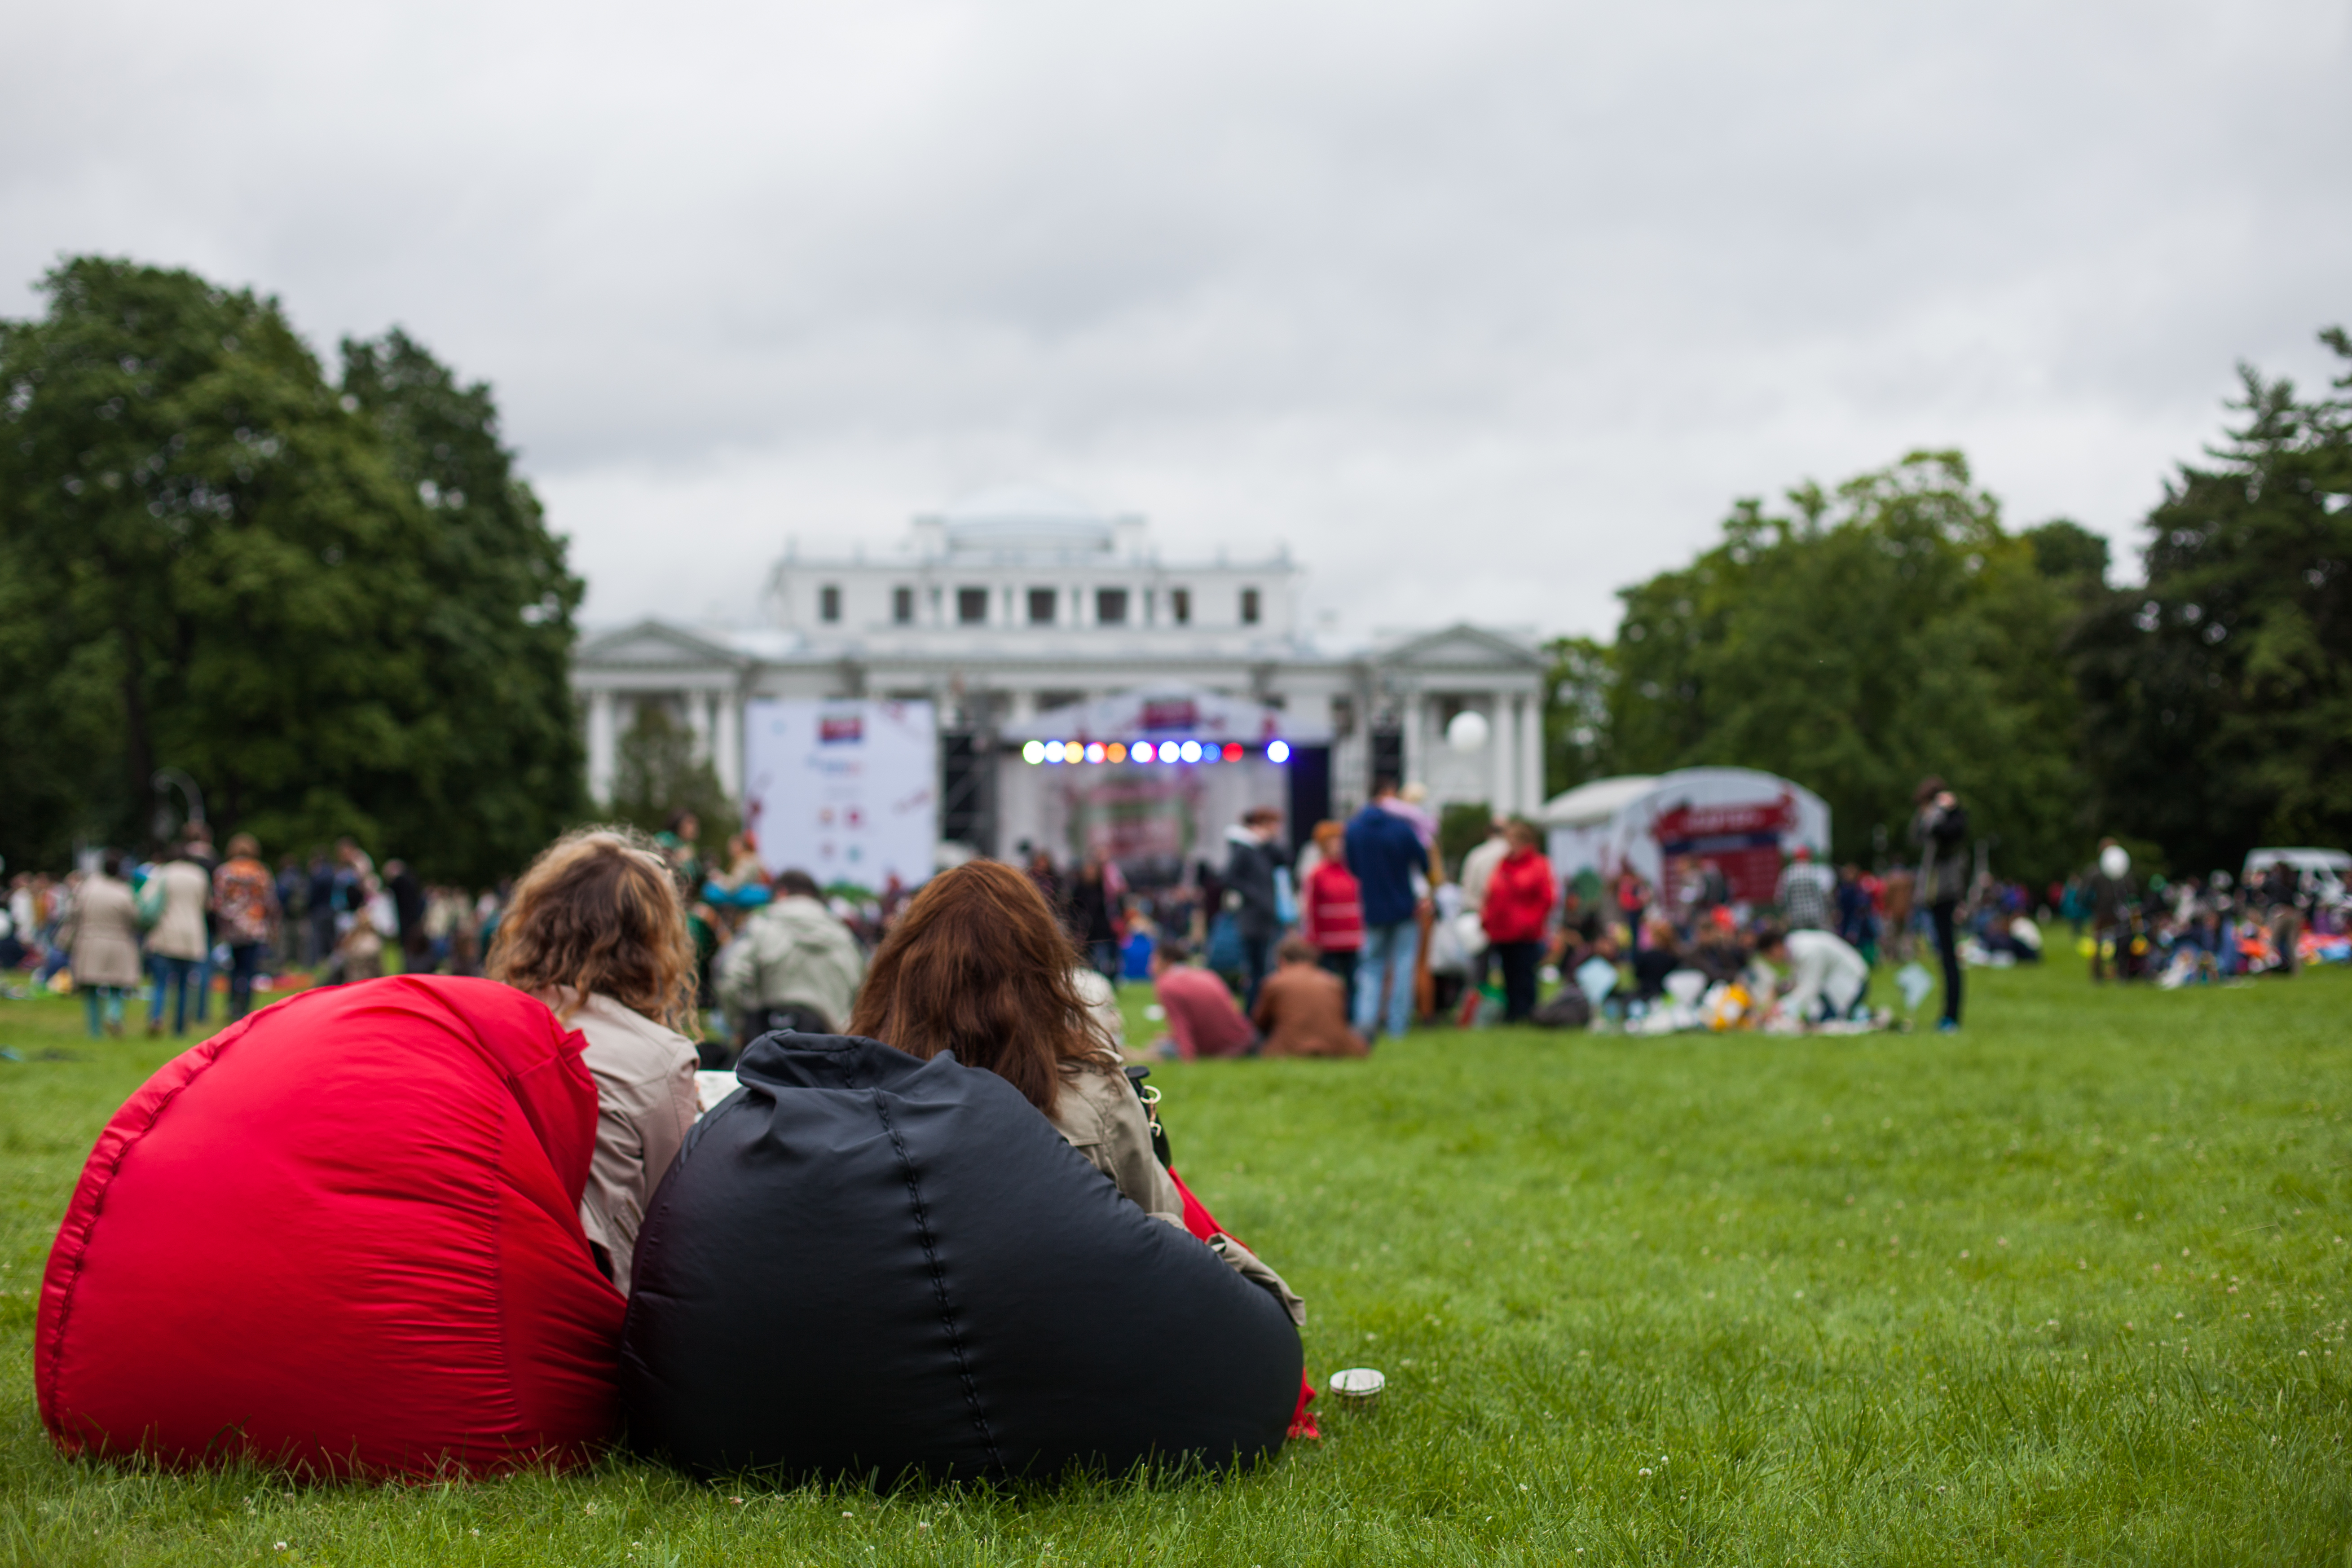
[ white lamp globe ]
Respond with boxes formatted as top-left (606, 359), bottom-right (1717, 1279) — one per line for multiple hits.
top-left (1445, 709), bottom-right (1491, 752)
top-left (2100, 844), bottom-right (2130, 880)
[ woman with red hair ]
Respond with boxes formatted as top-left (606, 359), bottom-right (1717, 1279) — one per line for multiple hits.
top-left (850, 860), bottom-right (1300, 1322)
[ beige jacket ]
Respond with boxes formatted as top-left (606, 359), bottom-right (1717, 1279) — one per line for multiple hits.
top-left (1048, 1061), bottom-right (1304, 1325)
top-left (144, 859), bottom-right (211, 961)
top-left (549, 989), bottom-right (702, 1295)
top-left (63, 876), bottom-right (145, 988)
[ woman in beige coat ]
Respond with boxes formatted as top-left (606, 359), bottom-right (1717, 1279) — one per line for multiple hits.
top-left (488, 828), bottom-right (702, 1295)
top-left (62, 854), bottom-right (144, 1037)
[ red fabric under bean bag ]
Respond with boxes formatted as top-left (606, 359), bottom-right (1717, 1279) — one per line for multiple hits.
top-left (36, 975), bottom-right (625, 1476)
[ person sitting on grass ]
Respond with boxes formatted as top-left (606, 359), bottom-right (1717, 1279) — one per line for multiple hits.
top-left (1148, 937), bottom-right (1260, 1059)
top-left (487, 827), bottom-right (703, 1295)
top-left (1756, 920), bottom-right (1872, 1028)
top-left (1250, 937), bottom-right (1368, 1057)
top-left (846, 860), bottom-right (1299, 1320)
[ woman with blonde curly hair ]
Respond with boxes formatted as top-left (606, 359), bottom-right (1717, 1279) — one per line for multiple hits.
top-left (489, 827), bottom-right (701, 1294)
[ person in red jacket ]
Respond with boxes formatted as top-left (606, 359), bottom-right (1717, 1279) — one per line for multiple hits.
top-left (1299, 819), bottom-right (1365, 995)
top-left (1481, 820), bottom-right (1557, 1022)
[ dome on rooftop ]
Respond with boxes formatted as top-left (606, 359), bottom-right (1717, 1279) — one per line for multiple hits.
top-left (925, 483), bottom-right (1128, 554)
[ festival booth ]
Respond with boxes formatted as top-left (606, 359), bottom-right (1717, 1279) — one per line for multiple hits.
top-left (1539, 768), bottom-right (1831, 916)
top-left (996, 687), bottom-right (1333, 881)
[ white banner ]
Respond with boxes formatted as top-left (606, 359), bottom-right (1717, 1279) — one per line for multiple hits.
top-left (742, 699), bottom-right (937, 892)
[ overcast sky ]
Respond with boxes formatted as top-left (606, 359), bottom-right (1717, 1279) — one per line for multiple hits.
top-left (6, 0), bottom-right (2348, 643)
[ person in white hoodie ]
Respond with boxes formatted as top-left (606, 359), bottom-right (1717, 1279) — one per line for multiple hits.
top-left (487, 827), bottom-right (702, 1295)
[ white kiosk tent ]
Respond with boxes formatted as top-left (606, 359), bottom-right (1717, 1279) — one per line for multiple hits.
top-left (1539, 768), bottom-right (1831, 915)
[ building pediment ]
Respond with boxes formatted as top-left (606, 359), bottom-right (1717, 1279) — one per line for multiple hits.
top-left (577, 619), bottom-right (746, 670)
top-left (1374, 622), bottom-right (1546, 671)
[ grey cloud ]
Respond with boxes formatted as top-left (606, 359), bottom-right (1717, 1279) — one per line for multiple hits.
top-left (4, 0), bottom-right (2348, 638)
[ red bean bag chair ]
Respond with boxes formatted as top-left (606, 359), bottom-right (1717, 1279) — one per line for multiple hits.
top-left (36, 975), bottom-right (625, 1476)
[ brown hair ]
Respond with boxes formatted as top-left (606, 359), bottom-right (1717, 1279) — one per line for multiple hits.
top-left (1277, 935), bottom-right (1318, 965)
top-left (1312, 819), bottom-right (1344, 858)
top-left (846, 859), bottom-right (1104, 1116)
top-left (488, 827), bottom-right (698, 1035)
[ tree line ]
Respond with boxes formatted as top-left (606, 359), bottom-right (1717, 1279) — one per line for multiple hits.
top-left (1543, 329), bottom-right (2352, 889)
top-left (0, 258), bottom-right (584, 886)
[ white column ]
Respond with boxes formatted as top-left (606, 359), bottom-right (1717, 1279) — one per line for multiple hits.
top-left (1518, 694), bottom-right (1542, 815)
top-left (586, 689), bottom-right (617, 806)
top-left (687, 689), bottom-right (714, 762)
top-left (716, 693), bottom-right (743, 799)
top-left (1488, 695), bottom-right (1511, 812)
top-left (1403, 692), bottom-right (1427, 790)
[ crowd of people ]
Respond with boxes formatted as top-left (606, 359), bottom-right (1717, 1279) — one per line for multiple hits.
top-left (8, 772), bottom-right (2344, 1058)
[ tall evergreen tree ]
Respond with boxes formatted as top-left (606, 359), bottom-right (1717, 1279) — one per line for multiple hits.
top-left (2070, 331), bottom-right (2352, 873)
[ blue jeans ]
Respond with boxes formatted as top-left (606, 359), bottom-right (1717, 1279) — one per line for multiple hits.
top-left (1352, 920), bottom-right (1420, 1041)
top-left (82, 986), bottom-right (126, 1036)
top-left (148, 954), bottom-right (199, 1034)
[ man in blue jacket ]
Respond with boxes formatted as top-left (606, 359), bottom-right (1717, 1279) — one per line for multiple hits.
top-left (1343, 777), bottom-right (1430, 1044)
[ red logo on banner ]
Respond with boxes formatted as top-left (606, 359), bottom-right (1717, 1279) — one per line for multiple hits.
top-left (819, 716), bottom-right (863, 744)
top-left (1139, 700), bottom-right (1198, 732)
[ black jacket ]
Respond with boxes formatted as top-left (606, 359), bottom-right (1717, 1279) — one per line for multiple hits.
top-left (1222, 832), bottom-right (1289, 940)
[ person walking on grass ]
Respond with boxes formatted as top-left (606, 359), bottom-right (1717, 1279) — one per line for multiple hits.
top-left (1344, 776), bottom-right (1430, 1045)
top-left (1221, 806), bottom-right (1288, 1011)
top-left (1910, 777), bottom-right (1969, 1032)
top-left (212, 834), bottom-right (281, 1022)
top-left (1480, 821), bottom-right (1556, 1023)
top-left (63, 854), bottom-right (143, 1038)
top-left (141, 841), bottom-right (212, 1037)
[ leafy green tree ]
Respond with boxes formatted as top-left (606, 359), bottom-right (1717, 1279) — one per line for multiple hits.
top-left (608, 702), bottom-right (740, 851)
top-left (1608, 452), bottom-right (2092, 884)
top-left (1540, 634), bottom-right (1615, 798)
top-left (0, 258), bottom-right (582, 884)
top-left (2070, 331), bottom-right (2352, 872)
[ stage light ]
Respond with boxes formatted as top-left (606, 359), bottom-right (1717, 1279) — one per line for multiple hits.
top-left (1199, 741), bottom-right (1218, 764)
top-left (1106, 742), bottom-right (1127, 763)
top-left (1178, 740), bottom-right (1202, 763)
top-left (1084, 742), bottom-right (1106, 764)
top-left (1222, 741), bottom-right (1244, 762)
top-left (1130, 741), bottom-right (1154, 762)
top-left (1022, 740), bottom-right (1044, 765)
top-left (1044, 740), bottom-right (1066, 763)
top-left (1266, 740), bottom-right (1291, 764)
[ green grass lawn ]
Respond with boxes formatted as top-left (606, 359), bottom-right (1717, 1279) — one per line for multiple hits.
top-left (0, 956), bottom-right (2345, 1564)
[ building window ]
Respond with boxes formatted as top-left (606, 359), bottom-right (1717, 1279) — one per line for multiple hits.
top-left (957, 586), bottom-right (989, 625)
top-left (819, 584), bottom-right (842, 623)
top-left (1171, 587), bottom-right (1191, 625)
top-left (1096, 587), bottom-right (1129, 625)
top-left (1027, 587), bottom-right (1057, 625)
top-left (1240, 586), bottom-right (1260, 625)
top-left (892, 586), bottom-right (914, 625)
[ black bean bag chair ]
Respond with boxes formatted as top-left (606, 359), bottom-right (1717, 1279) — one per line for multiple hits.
top-left (618, 1033), bottom-right (1303, 1479)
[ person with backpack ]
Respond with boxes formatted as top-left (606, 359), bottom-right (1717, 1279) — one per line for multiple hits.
top-left (714, 868), bottom-right (867, 1058)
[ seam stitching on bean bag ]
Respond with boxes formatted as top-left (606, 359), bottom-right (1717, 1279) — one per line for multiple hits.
top-left (871, 1084), bottom-right (1002, 1471)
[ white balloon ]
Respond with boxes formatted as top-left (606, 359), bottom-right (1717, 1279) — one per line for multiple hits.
top-left (1445, 709), bottom-right (1490, 751)
top-left (2100, 844), bottom-right (2130, 879)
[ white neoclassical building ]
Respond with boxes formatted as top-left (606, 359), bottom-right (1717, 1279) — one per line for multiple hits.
top-left (572, 484), bottom-right (1548, 870)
